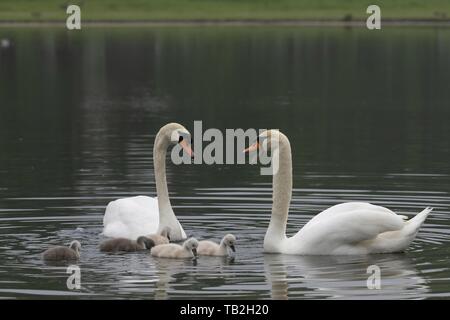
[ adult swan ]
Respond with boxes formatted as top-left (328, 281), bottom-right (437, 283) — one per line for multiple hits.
top-left (102, 123), bottom-right (193, 241)
top-left (244, 130), bottom-right (432, 255)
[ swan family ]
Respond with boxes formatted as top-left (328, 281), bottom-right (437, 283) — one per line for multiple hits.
top-left (42, 122), bottom-right (432, 262)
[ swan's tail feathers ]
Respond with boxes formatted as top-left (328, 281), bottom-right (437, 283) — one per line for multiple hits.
top-left (371, 207), bottom-right (432, 253)
top-left (404, 207), bottom-right (433, 237)
top-left (407, 207), bottom-right (433, 225)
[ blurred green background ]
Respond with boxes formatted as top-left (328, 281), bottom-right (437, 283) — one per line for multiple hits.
top-left (0, 0), bottom-right (448, 22)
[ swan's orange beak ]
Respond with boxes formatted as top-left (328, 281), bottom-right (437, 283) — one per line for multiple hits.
top-left (243, 142), bottom-right (259, 154)
top-left (180, 139), bottom-right (194, 157)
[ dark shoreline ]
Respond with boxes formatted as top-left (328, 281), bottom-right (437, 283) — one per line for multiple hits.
top-left (1, 19), bottom-right (450, 28)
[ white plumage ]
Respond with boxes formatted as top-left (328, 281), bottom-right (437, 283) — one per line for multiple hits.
top-left (102, 123), bottom-right (191, 241)
top-left (247, 130), bottom-right (432, 255)
top-left (103, 196), bottom-right (160, 239)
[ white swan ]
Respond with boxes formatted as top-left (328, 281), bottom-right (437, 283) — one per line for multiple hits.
top-left (102, 123), bottom-right (193, 241)
top-left (244, 130), bottom-right (432, 255)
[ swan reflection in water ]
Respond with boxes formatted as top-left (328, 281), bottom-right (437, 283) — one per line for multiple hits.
top-left (153, 256), bottom-right (234, 300)
top-left (263, 253), bottom-right (429, 299)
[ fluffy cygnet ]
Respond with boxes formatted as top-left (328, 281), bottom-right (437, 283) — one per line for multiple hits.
top-left (100, 236), bottom-right (155, 252)
top-left (42, 240), bottom-right (81, 261)
top-left (146, 226), bottom-right (171, 245)
top-left (150, 237), bottom-right (198, 259)
top-left (197, 234), bottom-right (236, 256)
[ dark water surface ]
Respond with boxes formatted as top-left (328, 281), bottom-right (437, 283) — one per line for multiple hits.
top-left (0, 26), bottom-right (449, 299)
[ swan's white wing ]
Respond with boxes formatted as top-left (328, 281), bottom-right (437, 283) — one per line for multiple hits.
top-left (291, 202), bottom-right (404, 253)
top-left (102, 195), bottom-right (159, 239)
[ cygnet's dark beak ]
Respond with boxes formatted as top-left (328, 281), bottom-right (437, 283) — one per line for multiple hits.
top-left (146, 239), bottom-right (155, 250)
top-left (192, 248), bottom-right (198, 257)
top-left (230, 245), bottom-right (236, 252)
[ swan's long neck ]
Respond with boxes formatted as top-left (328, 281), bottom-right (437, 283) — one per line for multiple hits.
top-left (153, 133), bottom-right (177, 227)
top-left (264, 136), bottom-right (292, 251)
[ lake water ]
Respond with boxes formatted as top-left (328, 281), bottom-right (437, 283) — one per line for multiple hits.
top-left (0, 26), bottom-right (449, 299)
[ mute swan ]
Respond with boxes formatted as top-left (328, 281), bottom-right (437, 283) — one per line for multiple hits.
top-left (102, 123), bottom-right (193, 241)
top-left (197, 234), bottom-right (236, 256)
top-left (42, 240), bottom-right (81, 261)
top-left (146, 226), bottom-right (171, 245)
top-left (151, 237), bottom-right (198, 259)
top-left (100, 236), bottom-right (155, 252)
top-left (244, 130), bottom-right (432, 255)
